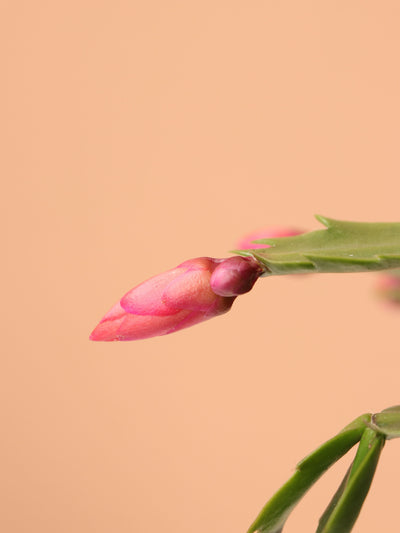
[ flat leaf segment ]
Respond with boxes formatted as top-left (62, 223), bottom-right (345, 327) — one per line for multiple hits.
top-left (247, 406), bottom-right (400, 533)
top-left (237, 216), bottom-right (400, 275)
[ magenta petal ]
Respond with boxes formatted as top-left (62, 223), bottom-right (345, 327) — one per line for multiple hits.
top-left (99, 301), bottom-right (126, 321)
top-left (89, 302), bottom-right (126, 340)
top-left (90, 308), bottom-right (193, 341)
top-left (120, 268), bottom-right (183, 316)
top-left (115, 310), bottom-right (193, 340)
top-left (162, 269), bottom-right (218, 311)
top-left (89, 317), bottom-right (125, 341)
top-left (166, 309), bottom-right (206, 334)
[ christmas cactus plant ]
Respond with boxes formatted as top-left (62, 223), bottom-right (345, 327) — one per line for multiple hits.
top-left (90, 216), bottom-right (400, 532)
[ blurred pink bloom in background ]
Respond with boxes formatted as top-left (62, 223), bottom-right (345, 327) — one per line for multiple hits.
top-left (376, 270), bottom-right (400, 307)
top-left (237, 227), bottom-right (303, 249)
top-left (90, 256), bottom-right (262, 341)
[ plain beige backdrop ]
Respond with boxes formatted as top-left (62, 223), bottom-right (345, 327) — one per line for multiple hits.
top-left (2, 1), bottom-right (400, 532)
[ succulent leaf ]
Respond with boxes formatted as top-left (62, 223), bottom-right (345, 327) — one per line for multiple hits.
top-left (236, 216), bottom-right (400, 275)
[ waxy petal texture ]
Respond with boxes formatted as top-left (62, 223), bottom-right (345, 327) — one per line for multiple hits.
top-left (90, 256), bottom-right (263, 342)
top-left (120, 268), bottom-right (183, 316)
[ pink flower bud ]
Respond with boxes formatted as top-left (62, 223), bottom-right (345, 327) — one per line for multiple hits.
top-left (376, 271), bottom-right (400, 307)
top-left (237, 227), bottom-right (303, 249)
top-left (210, 256), bottom-right (264, 297)
top-left (90, 257), bottom-right (247, 342)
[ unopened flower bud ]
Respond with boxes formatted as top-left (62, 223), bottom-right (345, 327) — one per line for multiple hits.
top-left (90, 257), bottom-right (237, 342)
top-left (210, 256), bottom-right (263, 297)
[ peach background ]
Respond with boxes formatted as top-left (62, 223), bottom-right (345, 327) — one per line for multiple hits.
top-left (2, 2), bottom-right (400, 532)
